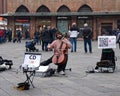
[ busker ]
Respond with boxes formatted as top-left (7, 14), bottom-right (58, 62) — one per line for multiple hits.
top-left (40, 31), bottom-right (72, 75)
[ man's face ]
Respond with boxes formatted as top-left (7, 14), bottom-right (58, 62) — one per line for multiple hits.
top-left (57, 34), bottom-right (62, 39)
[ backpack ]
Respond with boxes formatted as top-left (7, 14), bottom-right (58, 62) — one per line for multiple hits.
top-left (17, 82), bottom-right (30, 90)
top-left (43, 68), bottom-right (55, 77)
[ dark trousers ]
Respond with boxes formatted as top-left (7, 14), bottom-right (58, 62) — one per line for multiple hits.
top-left (8, 36), bottom-right (12, 42)
top-left (84, 38), bottom-right (92, 53)
top-left (40, 54), bottom-right (68, 72)
top-left (42, 41), bottom-right (48, 51)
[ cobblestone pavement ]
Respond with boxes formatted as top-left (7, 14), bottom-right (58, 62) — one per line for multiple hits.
top-left (0, 40), bottom-right (120, 96)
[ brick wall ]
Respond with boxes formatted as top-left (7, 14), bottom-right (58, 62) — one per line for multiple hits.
top-left (0, 0), bottom-right (7, 14)
top-left (6, 0), bottom-right (120, 13)
top-left (1, 0), bottom-right (120, 39)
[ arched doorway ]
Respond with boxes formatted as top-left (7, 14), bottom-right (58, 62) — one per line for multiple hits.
top-left (36, 5), bottom-right (51, 30)
top-left (77, 4), bottom-right (93, 38)
top-left (15, 5), bottom-right (30, 39)
top-left (57, 5), bottom-right (71, 34)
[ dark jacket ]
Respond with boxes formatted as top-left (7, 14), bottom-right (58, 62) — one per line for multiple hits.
top-left (83, 27), bottom-right (92, 39)
top-left (42, 28), bottom-right (53, 43)
top-left (70, 26), bottom-right (79, 32)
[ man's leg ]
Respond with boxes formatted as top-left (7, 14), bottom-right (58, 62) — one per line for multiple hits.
top-left (88, 39), bottom-right (92, 53)
top-left (73, 38), bottom-right (77, 52)
top-left (70, 38), bottom-right (74, 52)
top-left (42, 41), bottom-right (44, 51)
top-left (84, 39), bottom-right (87, 53)
top-left (40, 56), bottom-right (52, 66)
top-left (44, 42), bottom-right (48, 51)
top-left (57, 55), bottom-right (68, 73)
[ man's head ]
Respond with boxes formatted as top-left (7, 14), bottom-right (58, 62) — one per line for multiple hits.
top-left (56, 31), bottom-right (63, 39)
top-left (84, 23), bottom-right (88, 27)
top-left (72, 22), bottom-right (76, 26)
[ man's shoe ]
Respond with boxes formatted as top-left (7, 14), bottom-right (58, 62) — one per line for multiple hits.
top-left (94, 69), bottom-right (99, 72)
top-left (59, 71), bottom-right (65, 75)
top-left (86, 70), bottom-right (95, 73)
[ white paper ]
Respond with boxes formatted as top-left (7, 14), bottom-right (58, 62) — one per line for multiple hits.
top-left (98, 36), bottom-right (116, 49)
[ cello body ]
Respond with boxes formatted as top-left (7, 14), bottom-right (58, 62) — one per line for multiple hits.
top-left (52, 42), bottom-right (67, 65)
top-left (52, 53), bottom-right (66, 65)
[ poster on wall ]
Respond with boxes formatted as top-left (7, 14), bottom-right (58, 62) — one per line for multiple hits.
top-left (57, 20), bottom-right (68, 34)
top-left (98, 36), bottom-right (116, 49)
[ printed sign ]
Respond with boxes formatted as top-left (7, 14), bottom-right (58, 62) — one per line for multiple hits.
top-left (98, 36), bottom-right (116, 49)
top-left (22, 53), bottom-right (42, 69)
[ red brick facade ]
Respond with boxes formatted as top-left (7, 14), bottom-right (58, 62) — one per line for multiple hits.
top-left (1, 0), bottom-right (120, 39)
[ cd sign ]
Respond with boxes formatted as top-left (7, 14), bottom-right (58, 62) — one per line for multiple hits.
top-left (22, 53), bottom-right (42, 69)
top-left (29, 55), bottom-right (36, 60)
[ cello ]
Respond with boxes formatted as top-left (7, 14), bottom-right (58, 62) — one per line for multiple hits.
top-left (52, 40), bottom-right (67, 65)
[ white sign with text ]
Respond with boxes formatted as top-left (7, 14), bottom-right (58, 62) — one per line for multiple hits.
top-left (22, 53), bottom-right (42, 69)
top-left (98, 36), bottom-right (116, 49)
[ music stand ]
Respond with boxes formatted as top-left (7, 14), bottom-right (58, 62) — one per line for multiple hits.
top-left (21, 52), bottom-right (42, 88)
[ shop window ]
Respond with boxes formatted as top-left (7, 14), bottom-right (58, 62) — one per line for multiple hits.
top-left (117, 20), bottom-right (120, 29)
top-left (77, 4), bottom-right (93, 38)
top-left (101, 23), bottom-right (112, 35)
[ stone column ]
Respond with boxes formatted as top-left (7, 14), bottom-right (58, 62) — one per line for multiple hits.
top-left (93, 17), bottom-right (97, 40)
top-left (8, 16), bottom-right (15, 38)
top-left (51, 17), bottom-right (56, 27)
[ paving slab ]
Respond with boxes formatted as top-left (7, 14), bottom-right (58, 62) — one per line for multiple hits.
top-left (0, 40), bottom-right (120, 96)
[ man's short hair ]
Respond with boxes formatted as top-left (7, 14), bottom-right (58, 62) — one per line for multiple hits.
top-left (84, 23), bottom-right (88, 27)
top-left (72, 22), bottom-right (76, 26)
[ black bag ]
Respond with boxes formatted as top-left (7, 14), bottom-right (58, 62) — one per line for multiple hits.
top-left (96, 60), bottom-right (113, 67)
top-left (0, 67), bottom-right (6, 71)
top-left (4, 59), bottom-right (13, 69)
top-left (0, 56), bottom-right (13, 70)
top-left (17, 82), bottom-right (30, 90)
top-left (44, 68), bottom-right (55, 77)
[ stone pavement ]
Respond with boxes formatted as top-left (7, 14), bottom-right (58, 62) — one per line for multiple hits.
top-left (0, 40), bottom-right (120, 96)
